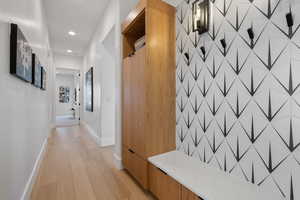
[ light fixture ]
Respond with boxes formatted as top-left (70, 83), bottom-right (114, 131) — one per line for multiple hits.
top-left (67, 49), bottom-right (73, 53)
top-left (192, 0), bottom-right (209, 34)
top-left (68, 30), bottom-right (76, 36)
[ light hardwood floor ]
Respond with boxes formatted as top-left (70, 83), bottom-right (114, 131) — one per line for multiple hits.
top-left (31, 126), bottom-right (155, 200)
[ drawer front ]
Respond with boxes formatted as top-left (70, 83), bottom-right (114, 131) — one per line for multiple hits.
top-left (149, 164), bottom-right (181, 200)
top-left (182, 186), bottom-right (202, 200)
top-left (122, 146), bottom-right (148, 189)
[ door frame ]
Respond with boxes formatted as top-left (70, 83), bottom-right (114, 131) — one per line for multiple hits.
top-left (54, 68), bottom-right (82, 127)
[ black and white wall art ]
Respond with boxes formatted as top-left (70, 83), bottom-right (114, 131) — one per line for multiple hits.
top-left (41, 67), bottom-right (46, 90)
top-left (85, 67), bottom-right (94, 112)
top-left (59, 86), bottom-right (70, 103)
top-left (176, 0), bottom-right (300, 199)
top-left (32, 53), bottom-right (42, 88)
top-left (10, 23), bottom-right (33, 82)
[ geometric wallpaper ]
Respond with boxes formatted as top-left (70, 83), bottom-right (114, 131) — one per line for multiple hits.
top-left (176, 0), bottom-right (300, 199)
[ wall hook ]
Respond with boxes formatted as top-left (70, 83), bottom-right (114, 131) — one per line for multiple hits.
top-left (247, 27), bottom-right (254, 40)
top-left (286, 12), bottom-right (294, 27)
top-left (200, 46), bottom-right (206, 56)
top-left (184, 52), bottom-right (190, 60)
top-left (220, 39), bottom-right (226, 49)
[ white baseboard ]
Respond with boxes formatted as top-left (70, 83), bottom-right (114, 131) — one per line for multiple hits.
top-left (100, 137), bottom-right (115, 147)
top-left (113, 153), bottom-right (123, 170)
top-left (20, 138), bottom-right (48, 200)
top-left (56, 119), bottom-right (79, 127)
top-left (81, 121), bottom-right (101, 145)
top-left (81, 121), bottom-right (115, 147)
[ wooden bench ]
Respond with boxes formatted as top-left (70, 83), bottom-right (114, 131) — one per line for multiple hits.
top-left (148, 151), bottom-right (273, 200)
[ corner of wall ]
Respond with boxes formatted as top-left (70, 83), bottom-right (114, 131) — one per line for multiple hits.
top-left (81, 121), bottom-right (101, 145)
top-left (113, 153), bottom-right (123, 170)
top-left (81, 120), bottom-right (116, 147)
top-left (99, 136), bottom-right (115, 147)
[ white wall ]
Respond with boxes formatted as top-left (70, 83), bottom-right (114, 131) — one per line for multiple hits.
top-left (120, 0), bottom-right (139, 20)
top-left (0, 0), bottom-right (53, 200)
top-left (81, 0), bottom-right (144, 167)
top-left (97, 35), bottom-right (116, 146)
top-left (80, 0), bottom-right (142, 167)
top-left (82, 0), bottom-right (118, 147)
top-left (54, 53), bottom-right (82, 70)
top-left (56, 74), bottom-right (75, 116)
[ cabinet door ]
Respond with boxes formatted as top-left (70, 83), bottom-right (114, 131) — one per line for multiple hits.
top-left (131, 47), bottom-right (146, 158)
top-left (182, 186), bottom-right (202, 200)
top-left (122, 57), bottom-right (133, 148)
top-left (122, 146), bottom-right (148, 189)
top-left (149, 164), bottom-right (181, 200)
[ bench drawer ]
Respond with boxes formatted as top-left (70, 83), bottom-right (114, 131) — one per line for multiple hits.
top-left (148, 163), bottom-right (181, 200)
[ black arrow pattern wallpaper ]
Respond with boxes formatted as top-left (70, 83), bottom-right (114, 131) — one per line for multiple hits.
top-left (176, 0), bottom-right (300, 199)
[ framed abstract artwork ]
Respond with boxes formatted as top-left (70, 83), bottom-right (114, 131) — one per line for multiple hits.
top-left (59, 86), bottom-right (70, 103)
top-left (85, 67), bottom-right (93, 112)
top-left (10, 23), bottom-right (32, 82)
top-left (32, 53), bottom-right (42, 88)
top-left (41, 67), bottom-right (46, 90)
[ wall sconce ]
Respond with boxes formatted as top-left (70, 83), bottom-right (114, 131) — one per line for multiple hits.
top-left (192, 0), bottom-right (209, 34)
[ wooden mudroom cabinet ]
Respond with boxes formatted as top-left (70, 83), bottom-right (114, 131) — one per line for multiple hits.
top-left (121, 0), bottom-right (176, 189)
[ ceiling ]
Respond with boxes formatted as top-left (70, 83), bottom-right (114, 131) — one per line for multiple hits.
top-left (44, 0), bottom-right (110, 56)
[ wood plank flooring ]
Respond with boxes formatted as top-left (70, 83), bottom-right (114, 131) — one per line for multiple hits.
top-left (31, 126), bottom-right (155, 200)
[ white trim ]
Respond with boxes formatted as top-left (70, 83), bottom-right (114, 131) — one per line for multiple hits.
top-left (55, 119), bottom-right (79, 127)
top-left (81, 121), bottom-right (100, 145)
top-left (81, 121), bottom-right (115, 147)
top-left (56, 67), bottom-right (81, 73)
top-left (113, 153), bottom-right (123, 170)
top-left (100, 137), bottom-right (115, 147)
top-left (20, 138), bottom-right (48, 200)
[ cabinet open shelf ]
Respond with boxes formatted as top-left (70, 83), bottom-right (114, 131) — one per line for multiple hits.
top-left (122, 10), bottom-right (145, 58)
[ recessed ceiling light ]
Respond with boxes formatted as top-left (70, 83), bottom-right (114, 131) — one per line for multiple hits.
top-left (67, 49), bottom-right (73, 53)
top-left (68, 31), bottom-right (76, 36)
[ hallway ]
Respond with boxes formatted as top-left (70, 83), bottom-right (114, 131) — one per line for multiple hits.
top-left (2, 0), bottom-right (300, 199)
top-left (30, 126), bottom-right (154, 200)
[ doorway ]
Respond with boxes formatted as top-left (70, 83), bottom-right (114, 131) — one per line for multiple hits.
top-left (55, 68), bottom-right (81, 126)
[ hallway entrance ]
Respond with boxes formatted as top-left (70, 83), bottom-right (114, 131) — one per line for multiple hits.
top-left (55, 68), bottom-right (81, 127)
